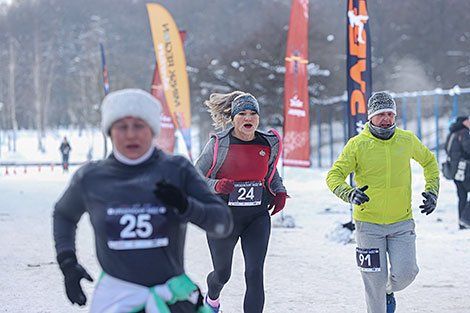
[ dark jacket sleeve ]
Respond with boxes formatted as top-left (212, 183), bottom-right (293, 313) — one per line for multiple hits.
top-left (178, 157), bottom-right (233, 238)
top-left (53, 168), bottom-right (87, 254)
top-left (461, 130), bottom-right (470, 159)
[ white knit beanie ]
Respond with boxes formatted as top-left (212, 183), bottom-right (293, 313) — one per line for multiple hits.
top-left (367, 91), bottom-right (397, 120)
top-left (101, 88), bottom-right (161, 137)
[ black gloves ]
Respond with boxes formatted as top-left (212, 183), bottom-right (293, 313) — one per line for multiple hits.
top-left (420, 191), bottom-right (437, 215)
top-left (57, 251), bottom-right (93, 306)
top-left (154, 181), bottom-right (188, 214)
top-left (348, 185), bottom-right (370, 205)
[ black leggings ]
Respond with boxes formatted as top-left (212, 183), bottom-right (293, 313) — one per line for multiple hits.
top-left (206, 210), bottom-right (271, 313)
top-left (455, 180), bottom-right (468, 220)
top-left (62, 154), bottom-right (69, 169)
top-left (455, 180), bottom-right (470, 226)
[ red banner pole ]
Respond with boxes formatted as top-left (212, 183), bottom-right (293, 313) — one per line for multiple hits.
top-left (151, 31), bottom-right (186, 154)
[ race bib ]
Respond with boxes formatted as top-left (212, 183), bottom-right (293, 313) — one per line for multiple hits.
top-left (106, 204), bottom-right (169, 250)
top-left (356, 248), bottom-right (381, 272)
top-left (228, 181), bottom-right (263, 206)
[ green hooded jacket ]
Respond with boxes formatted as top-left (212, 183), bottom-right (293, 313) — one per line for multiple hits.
top-left (326, 122), bottom-right (440, 224)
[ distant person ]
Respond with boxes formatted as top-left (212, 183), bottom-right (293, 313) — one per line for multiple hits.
top-left (59, 137), bottom-right (72, 171)
top-left (195, 91), bottom-right (287, 313)
top-left (53, 88), bottom-right (232, 312)
top-left (326, 91), bottom-right (440, 313)
top-left (444, 115), bottom-right (470, 229)
top-left (86, 147), bottom-right (93, 161)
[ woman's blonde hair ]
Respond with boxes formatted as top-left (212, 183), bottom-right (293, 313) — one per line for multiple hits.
top-left (204, 91), bottom-right (252, 129)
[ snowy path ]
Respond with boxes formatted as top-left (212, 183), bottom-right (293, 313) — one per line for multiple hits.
top-left (0, 165), bottom-right (469, 312)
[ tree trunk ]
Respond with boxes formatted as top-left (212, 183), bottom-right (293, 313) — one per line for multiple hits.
top-left (8, 36), bottom-right (18, 152)
top-left (79, 72), bottom-right (86, 136)
top-left (33, 31), bottom-right (44, 152)
top-left (42, 58), bottom-right (56, 138)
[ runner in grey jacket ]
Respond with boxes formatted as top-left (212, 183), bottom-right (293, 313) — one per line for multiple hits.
top-left (195, 127), bottom-right (286, 204)
top-left (53, 89), bottom-right (232, 313)
top-left (195, 91), bottom-right (287, 313)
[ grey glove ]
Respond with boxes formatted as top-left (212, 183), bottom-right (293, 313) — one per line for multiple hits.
top-left (420, 191), bottom-right (437, 215)
top-left (348, 185), bottom-right (370, 205)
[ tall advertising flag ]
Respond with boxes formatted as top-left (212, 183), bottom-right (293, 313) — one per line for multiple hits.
top-left (100, 43), bottom-right (111, 158)
top-left (283, 0), bottom-right (310, 168)
top-left (100, 43), bottom-right (110, 95)
top-left (146, 4), bottom-right (192, 159)
top-left (347, 0), bottom-right (371, 139)
top-left (151, 63), bottom-right (175, 153)
top-left (152, 31), bottom-right (186, 154)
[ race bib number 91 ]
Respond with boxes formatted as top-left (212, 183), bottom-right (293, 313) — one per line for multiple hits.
top-left (356, 247), bottom-right (381, 272)
top-left (106, 204), bottom-right (169, 250)
top-left (228, 181), bottom-right (263, 206)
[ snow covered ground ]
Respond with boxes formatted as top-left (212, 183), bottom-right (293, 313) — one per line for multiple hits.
top-left (0, 130), bottom-right (469, 312)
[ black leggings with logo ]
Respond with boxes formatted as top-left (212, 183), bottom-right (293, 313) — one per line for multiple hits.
top-left (206, 209), bottom-right (271, 313)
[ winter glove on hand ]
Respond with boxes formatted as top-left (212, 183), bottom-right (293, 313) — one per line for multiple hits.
top-left (348, 185), bottom-right (370, 205)
top-left (268, 192), bottom-right (287, 216)
top-left (154, 181), bottom-right (188, 214)
top-left (57, 250), bottom-right (93, 306)
top-left (215, 178), bottom-right (235, 194)
top-left (420, 191), bottom-right (437, 215)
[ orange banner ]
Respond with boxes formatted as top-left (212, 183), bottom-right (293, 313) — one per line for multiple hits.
top-left (283, 0), bottom-right (310, 167)
top-left (152, 31), bottom-right (186, 154)
top-left (147, 4), bottom-right (192, 158)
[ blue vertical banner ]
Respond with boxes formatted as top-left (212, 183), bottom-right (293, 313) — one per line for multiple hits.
top-left (100, 43), bottom-right (110, 95)
top-left (346, 0), bottom-right (371, 139)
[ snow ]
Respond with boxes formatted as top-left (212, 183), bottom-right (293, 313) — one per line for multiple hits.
top-left (1, 130), bottom-right (469, 312)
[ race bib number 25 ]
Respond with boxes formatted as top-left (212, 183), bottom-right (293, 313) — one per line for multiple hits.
top-left (106, 205), bottom-right (169, 250)
top-left (228, 181), bottom-right (263, 207)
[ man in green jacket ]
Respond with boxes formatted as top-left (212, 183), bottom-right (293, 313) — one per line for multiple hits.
top-left (326, 91), bottom-right (440, 313)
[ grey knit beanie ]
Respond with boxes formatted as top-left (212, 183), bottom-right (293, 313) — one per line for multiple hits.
top-left (367, 91), bottom-right (397, 119)
top-left (101, 88), bottom-right (161, 137)
top-left (231, 94), bottom-right (260, 119)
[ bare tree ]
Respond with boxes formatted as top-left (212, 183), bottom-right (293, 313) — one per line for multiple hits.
top-left (8, 35), bottom-right (18, 152)
top-left (32, 29), bottom-right (45, 152)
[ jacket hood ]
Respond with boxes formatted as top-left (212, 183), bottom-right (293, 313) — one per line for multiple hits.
top-left (449, 118), bottom-right (468, 133)
top-left (212, 126), bottom-right (278, 140)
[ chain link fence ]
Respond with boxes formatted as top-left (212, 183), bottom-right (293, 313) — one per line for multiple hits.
top-left (310, 86), bottom-right (470, 168)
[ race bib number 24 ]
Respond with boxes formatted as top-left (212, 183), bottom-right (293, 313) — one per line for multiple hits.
top-left (228, 181), bottom-right (263, 206)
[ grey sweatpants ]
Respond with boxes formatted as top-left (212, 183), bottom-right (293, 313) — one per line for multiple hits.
top-left (355, 219), bottom-right (419, 313)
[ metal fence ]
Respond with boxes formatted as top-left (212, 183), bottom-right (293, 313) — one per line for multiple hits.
top-left (311, 86), bottom-right (470, 168)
